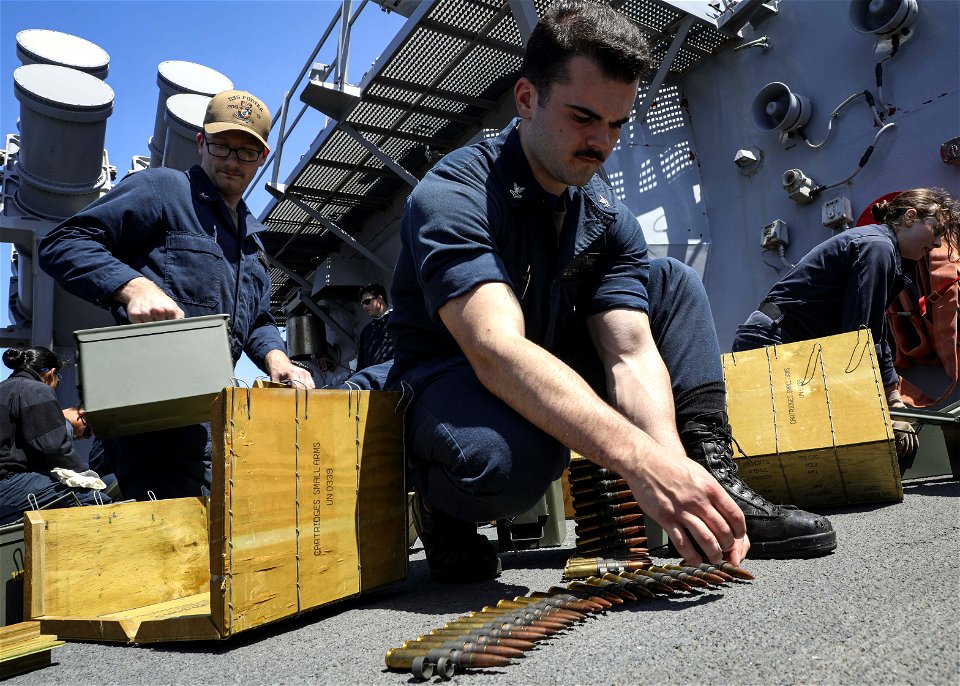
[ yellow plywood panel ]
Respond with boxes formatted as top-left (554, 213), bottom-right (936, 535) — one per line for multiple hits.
top-left (733, 455), bottom-right (792, 504)
top-left (837, 443), bottom-right (901, 504)
top-left (775, 448), bottom-right (845, 508)
top-left (24, 499), bottom-right (208, 620)
top-left (356, 392), bottom-right (407, 590)
top-left (818, 332), bottom-right (892, 445)
top-left (37, 593), bottom-right (217, 643)
top-left (767, 341), bottom-right (835, 453)
top-left (212, 388), bottom-right (299, 634)
top-left (723, 348), bottom-right (777, 456)
top-left (25, 388), bottom-right (405, 644)
top-left (298, 390), bottom-right (362, 608)
top-left (211, 388), bottom-right (406, 636)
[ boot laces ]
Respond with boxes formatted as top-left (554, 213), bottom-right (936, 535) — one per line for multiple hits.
top-left (708, 425), bottom-right (781, 514)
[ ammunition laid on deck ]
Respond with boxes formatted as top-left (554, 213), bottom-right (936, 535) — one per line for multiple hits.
top-left (387, 453), bottom-right (757, 681)
top-left (618, 570), bottom-right (678, 594)
top-left (546, 585), bottom-right (614, 608)
top-left (602, 572), bottom-right (661, 597)
top-left (563, 555), bottom-right (649, 579)
top-left (679, 560), bottom-right (755, 581)
top-left (524, 592), bottom-right (601, 613)
top-left (647, 565), bottom-right (709, 587)
top-left (580, 576), bottom-right (639, 601)
top-left (662, 563), bottom-right (726, 585)
top-left (442, 622), bottom-right (547, 642)
top-left (427, 628), bottom-right (537, 650)
top-left (500, 598), bottom-right (586, 622)
top-left (623, 567), bottom-right (690, 591)
top-left (404, 637), bottom-right (526, 659)
top-left (565, 580), bottom-right (624, 604)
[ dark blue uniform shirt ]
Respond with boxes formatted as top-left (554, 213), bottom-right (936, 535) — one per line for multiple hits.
top-left (38, 165), bottom-right (283, 369)
top-left (753, 223), bottom-right (906, 387)
top-left (357, 311), bottom-right (395, 371)
top-left (387, 120), bottom-right (650, 389)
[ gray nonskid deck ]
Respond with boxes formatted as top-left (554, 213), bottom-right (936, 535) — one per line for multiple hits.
top-left (8, 476), bottom-right (958, 686)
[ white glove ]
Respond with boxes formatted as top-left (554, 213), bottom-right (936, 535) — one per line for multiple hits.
top-left (50, 468), bottom-right (107, 491)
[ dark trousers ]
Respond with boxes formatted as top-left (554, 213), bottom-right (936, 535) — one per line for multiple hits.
top-left (356, 257), bottom-right (726, 523)
top-left (731, 309), bottom-right (784, 352)
top-left (0, 472), bottom-right (111, 525)
top-left (112, 424), bottom-right (212, 501)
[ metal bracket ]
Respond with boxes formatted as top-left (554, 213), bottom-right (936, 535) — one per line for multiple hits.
top-left (636, 14), bottom-right (696, 123)
top-left (283, 193), bottom-right (393, 272)
top-left (338, 123), bottom-right (419, 188)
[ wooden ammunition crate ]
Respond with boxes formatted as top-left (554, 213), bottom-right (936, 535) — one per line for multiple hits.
top-left (24, 388), bottom-right (407, 642)
top-left (723, 330), bottom-right (902, 508)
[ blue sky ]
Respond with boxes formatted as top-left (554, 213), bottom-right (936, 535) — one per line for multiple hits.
top-left (0, 0), bottom-right (406, 381)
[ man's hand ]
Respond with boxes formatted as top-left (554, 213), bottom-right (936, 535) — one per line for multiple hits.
top-left (114, 276), bottom-right (184, 323)
top-left (622, 448), bottom-right (750, 566)
top-left (265, 350), bottom-right (316, 389)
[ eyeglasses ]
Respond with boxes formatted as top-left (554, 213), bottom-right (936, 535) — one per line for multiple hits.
top-left (202, 135), bottom-right (263, 163)
top-left (360, 297), bottom-right (375, 306)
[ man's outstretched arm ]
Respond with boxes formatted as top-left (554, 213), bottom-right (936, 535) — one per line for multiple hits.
top-left (438, 281), bottom-right (748, 565)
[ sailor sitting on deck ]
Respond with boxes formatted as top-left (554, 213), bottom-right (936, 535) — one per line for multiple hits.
top-left (0, 347), bottom-right (111, 524)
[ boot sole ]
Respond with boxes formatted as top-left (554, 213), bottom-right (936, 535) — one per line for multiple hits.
top-left (748, 531), bottom-right (837, 559)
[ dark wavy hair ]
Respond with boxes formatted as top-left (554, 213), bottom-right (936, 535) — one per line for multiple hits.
top-left (872, 187), bottom-right (959, 259)
top-left (359, 283), bottom-right (388, 303)
top-left (2, 346), bottom-right (66, 376)
top-left (521, 1), bottom-right (652, 105)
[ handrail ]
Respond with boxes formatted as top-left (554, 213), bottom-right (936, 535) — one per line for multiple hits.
top-left (244, 0), bottom-right (371, 203)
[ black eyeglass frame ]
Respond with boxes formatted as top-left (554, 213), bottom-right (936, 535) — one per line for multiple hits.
top-left (201, 134), bottom-right (264, 163)
top-left (360, 297), bottom-right (376, 306)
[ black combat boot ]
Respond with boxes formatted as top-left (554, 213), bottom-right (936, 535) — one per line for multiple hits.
top-left (411, 492), bottom-right (502, 582)
top-left (680, 417), bottom-right (837, 558)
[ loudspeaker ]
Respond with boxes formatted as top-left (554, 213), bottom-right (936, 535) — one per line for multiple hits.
top-left (849, 0), bottom-right (919, 35)
top-left (750, 82), bottom-right (812, 133)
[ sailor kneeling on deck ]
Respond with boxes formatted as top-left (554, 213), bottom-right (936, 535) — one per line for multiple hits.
top-left (349, 1), bottom-right (836, 583)
top-left (0, 346), bottom-right (111, 524)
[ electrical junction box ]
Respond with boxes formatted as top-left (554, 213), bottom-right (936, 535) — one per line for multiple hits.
top-left (822, 195), bottom-right (853, 230)
top-left (761, 219), bottom-right (788, 249)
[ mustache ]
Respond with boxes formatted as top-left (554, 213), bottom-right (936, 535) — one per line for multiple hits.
top-left (574, 148), bottom-right (606, 163)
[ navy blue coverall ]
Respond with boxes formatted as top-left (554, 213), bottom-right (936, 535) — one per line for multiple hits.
top-left (38, 165), bottom-right (285, 500)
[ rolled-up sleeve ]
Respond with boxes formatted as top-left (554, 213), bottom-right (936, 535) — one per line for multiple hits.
top-left (404, 169), bottom-right (510, 320)
top-left (588, 211), bottom-right (649, 316)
